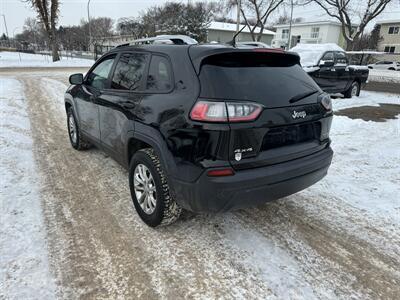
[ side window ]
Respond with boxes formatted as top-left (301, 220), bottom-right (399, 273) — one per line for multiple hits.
top-left (146, 55), bottom-right (173, 92)
top-left (111, 53), bottom-right (148, 90)
top-left (321, 52), bottom-right (334, 61)
top-left (335, 52), bottom-right (348, 65)
top-left (86, 55), bottom-right (116, 90)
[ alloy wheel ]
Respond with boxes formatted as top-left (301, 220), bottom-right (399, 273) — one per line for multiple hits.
top-left (68, 114), bottom-right (77, 144)
top-left (134, 164), bottom-right (157, 214)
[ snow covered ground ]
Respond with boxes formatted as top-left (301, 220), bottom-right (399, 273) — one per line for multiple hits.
top-left (320, 91), bottom-right (399, 225)
top-left (0, 77), bottom-right (57, 299)
top-left (0, 68), bottom-right (399, 299)
top-left (0, 51), bottom-right (94, 68)
top-left (368, 69), bottom-right (400, 83)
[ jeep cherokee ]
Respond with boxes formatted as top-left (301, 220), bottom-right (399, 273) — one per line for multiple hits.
top-left (65, 42), bottom-right (333, 227)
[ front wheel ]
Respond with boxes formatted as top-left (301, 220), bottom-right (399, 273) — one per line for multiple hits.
top-left (344, 81), bottom-right (360, 98)
top-left (67, 107), bottom-right (92, 150)
top-left (129, 148), bottom-right (182, 227)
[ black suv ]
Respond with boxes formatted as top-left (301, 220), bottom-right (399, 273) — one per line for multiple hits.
top-left (65, 43), bottom-right (333, 227)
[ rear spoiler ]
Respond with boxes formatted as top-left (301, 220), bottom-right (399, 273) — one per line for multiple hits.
top-left (188, 46), bottom-right (300, 74)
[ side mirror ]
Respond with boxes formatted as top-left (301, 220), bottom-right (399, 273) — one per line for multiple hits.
top-left (69, 73), bottom-right (84, 85)
top-left (319, 60), bottom-right (334, 67)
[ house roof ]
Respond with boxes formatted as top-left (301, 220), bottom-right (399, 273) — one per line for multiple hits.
top-left (208, 21), bottom-right (276, 36)
top-left (376, 19), bottom-right (400, 25)
top-left (274, 20), bottom-right (342, 28)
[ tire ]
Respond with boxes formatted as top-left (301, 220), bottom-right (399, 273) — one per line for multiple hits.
top-left (389, 67), bottom-right (395, 71)
top-left (129, 148), bottom-right (182, 227)
top-left (344, 81), bottom-right (360, 99)
top-left (67, 107), bottom-right (92, 150)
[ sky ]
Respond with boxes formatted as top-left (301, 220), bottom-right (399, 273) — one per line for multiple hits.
top-left (1, 0), bottom-right (400, 36)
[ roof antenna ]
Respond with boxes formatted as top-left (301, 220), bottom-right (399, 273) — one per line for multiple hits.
top-left (227, 24), bottom-right (247, 47)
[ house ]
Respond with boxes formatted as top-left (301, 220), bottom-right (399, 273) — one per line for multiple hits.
top-left (376, 19), bottom-right (400, 53)
top-left (272, 20), bottom-right (347, 49)
top-left (207, 21), bottom-right (275, 45)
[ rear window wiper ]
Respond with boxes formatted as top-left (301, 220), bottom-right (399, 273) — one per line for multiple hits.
top-left (289, 90), bottom-right (319, 104)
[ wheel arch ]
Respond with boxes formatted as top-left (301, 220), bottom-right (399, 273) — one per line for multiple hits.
top-left (125, 129), bottom-right (178, 177)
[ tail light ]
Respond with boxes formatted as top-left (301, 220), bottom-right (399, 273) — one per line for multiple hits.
top-left (190, 100), bottom-right (262, 123)
top-left (318, 93), bottom-right (332, 111)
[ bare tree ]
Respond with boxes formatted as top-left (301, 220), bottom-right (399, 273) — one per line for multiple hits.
top-left (25, 0), bottom-right (60, 61)
top-left (311, 0), bottom-right (392, 50)
top-left (227, 0), bottom-right (285, 41)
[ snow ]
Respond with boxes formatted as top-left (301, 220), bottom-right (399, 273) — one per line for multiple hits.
top-left (290, 43), bottom-right (345, 67)
top-left (0, 51), bottom-right (94, 68)
top-left (368, 69), bottom-right (400, 83)
top-left (309, 91), bottom-right (400, 225)
top-left (0, 77), bottom-right (57, 299)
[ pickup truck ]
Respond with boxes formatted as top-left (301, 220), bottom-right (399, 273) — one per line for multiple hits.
top-left (291, 43), bottom-right (369, 98)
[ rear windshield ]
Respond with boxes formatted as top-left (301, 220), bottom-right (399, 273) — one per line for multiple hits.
top-left (198, 52), bottom-right (319, 102)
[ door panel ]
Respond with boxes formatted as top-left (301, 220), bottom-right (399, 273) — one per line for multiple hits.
top-left (313, 51), bottom-right (337, 92)
top-left (75, 54), bottom-right (116, 140)
top-left (99, 52), bottom-right (149, 156)
top-left (75, 85), bottom-right (100, 139)
top-left (334, 51), bottom-right (350, 91)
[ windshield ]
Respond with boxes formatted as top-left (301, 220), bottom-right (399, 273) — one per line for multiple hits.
top-left (198, 52), bottom-right (320, 107)
top-left (292, 49), bottom-right (322, 67)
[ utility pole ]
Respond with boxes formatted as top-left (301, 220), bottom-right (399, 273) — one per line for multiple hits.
top-left (287, 0), bottom-right (294, 49)
top-left (87, 0), bottom-right (92, 55)
top-left (236, 0), bottom-right (241, 34)
top-left (1, 14), bottom-right (10, 47)
top-left (12, 27), bottom-right (19, 49)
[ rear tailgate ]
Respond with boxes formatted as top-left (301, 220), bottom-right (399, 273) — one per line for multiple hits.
top-left (193, 49), bottom-right (332, 170)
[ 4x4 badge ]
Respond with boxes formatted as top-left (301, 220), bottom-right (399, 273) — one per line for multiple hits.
top-left (292, 110), bottom-right (307, 119)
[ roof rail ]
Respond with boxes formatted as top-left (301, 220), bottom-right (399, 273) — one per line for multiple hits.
top-left (117, 35), bottom-right (198, 47)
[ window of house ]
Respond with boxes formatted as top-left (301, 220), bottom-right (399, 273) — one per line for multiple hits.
top-left (311, 27), bottom-right (320, 38)
top-left (146, 55), bottom-right (173, 92)
top-left (388, 26), bottom-right (399, 34)
top-left (282, 29), bottom-right (289, 39)
top-left (111, 53), bottom-right (148, 90)
top-left (384, 46), bottom-right (396, 53)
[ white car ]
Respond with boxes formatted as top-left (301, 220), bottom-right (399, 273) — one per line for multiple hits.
top-left (236, 41), bottom-right (271, 48)
top-left (368, 61), bottom-right (400, 71)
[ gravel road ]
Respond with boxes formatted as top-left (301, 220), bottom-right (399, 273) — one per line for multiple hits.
top-left (1, 68), bottom-right (399, 300)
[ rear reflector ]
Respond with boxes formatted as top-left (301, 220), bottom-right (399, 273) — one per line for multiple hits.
top-left (207, 168), bottom-right (235, 177)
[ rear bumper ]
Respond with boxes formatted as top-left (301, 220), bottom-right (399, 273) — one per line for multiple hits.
top-left (171, 147), bottom-right (333, 212)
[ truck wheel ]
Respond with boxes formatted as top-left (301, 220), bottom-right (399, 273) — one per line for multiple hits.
top-left (129, 148), bottom-right (182, 227)
top-left (67, 107), bottom-right (92, 150)
top-left (344, 81), bottom-right (360, 98)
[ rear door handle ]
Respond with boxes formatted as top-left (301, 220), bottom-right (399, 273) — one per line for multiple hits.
top-left (121, 102), bottom-right (135, 109)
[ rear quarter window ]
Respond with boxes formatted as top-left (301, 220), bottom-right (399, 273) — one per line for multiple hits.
top-left (146, 55), bottom-right (173, 92)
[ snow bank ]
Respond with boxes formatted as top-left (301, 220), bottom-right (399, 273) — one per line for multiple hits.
top-left (368, 69), bottom-right (400, 83)
top-left (0, 51), bottom-right (94, 68)
top-left (290, 43), bottom-right (345, 67)
top-left (0, 77), bottom-right (57, 299)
